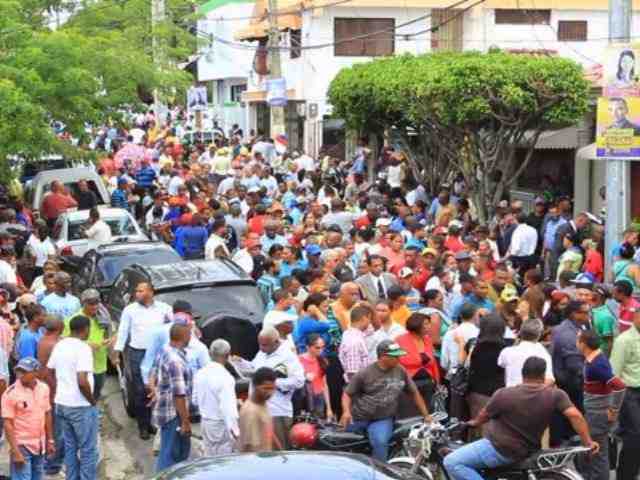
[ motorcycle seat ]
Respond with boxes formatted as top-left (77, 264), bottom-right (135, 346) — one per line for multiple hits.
top-left (323, 431), bottom-right (367, 442)
top-left (485, 447), bottom-right (580, 474)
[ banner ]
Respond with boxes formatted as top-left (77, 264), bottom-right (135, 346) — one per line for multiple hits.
top-left (187, 86), bottom-right (208, 112)
top-left (597, 44), bottom-right (640, 158)
top-left (603, 44), bottom-right (640, 97)
top-left (596, 97), bottom-right (640, 158)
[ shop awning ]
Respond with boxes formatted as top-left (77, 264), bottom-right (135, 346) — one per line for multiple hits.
top-left (241, 88), bottom-right (298, 102)
top-left (522, 126), bottom-right (579, 150)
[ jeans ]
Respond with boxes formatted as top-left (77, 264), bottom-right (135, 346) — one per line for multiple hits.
top-left (443, 438), bottom-right (514, 480)
top-left (617, 387), bottom-right (640, 479)
top-left (58, 404), bottom-right (99, 480)
top-left (93, 373), bottom-right (105, 401)
top-left (348, 417), bottom-right (394, 461)
top-left (44, 405), bottom-right (64, 474)
top-left (156, 416), bottom-right (191, 473)
top-left (126, 346), bottom-right (151, 433)
top-left (11, 446), bottom-right (44, 480)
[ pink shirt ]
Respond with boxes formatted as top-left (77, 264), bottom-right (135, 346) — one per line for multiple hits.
top-left (0, 318), bottom-right (14, 358)
top-left (338, 328), bottom-right (369, 379)
top-left (298, 355), bottom-right (325, 395)
top-left (619, 298), bottom-right (640, 333)
top-left (2, 380), bottom-right (51, 454)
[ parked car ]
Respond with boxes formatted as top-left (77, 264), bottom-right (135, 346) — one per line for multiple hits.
top-left (25, 167), bottom-right (110, 213)
top-left (106, 259), bottom-right (266, 416)
top-left (69, 241), bottom-right (182, 298)
top-left (52, 207), bottom-right (148, 257)
top-left (153, 451), bottom-right (422, 480)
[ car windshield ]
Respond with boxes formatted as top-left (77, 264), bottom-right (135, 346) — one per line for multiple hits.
top-left (156, 284), bottom-right (264, 322)
top-left (68, 216), bottom-right (137, 241)
top-left (99, 249), bottom-right (182, 285)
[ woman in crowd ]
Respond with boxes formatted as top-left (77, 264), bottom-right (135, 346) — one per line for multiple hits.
top-left (543, 290), bottom-right (570, 328)
top-left (457, 313), bottom-right (506, 434)
top-left (396, 312), bottom-right (440, 414)
top-left (293, 293), bottom-right (331, 353)
top-left (298, 334), bottom-right (334, 420)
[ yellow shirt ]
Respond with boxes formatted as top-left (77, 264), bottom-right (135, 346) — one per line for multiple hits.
top-left (390, 305), bottom-right (412, 328)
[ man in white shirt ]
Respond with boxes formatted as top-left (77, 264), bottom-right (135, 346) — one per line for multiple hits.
top-left (0, 247), bottom-right (17, 285)
top-left (113, 282), bottom-right (172, 439)
top-left (193, 339), bottom-right (239, 456)
top-left (205, 218), bottom-right (230, 260)
top-left (497, 318), bottom-right (554, 386)
top-left (252, 327), bottom-right (304, 449)
top-left (442, 303), bottom-right (479, 373)
top-left (47, 315), bottom-right (99, 479)
top-left (367, 301), bottom-right (406, 362)
top-left (82, 207), bottom-right (113, 244)
top-left (507, 213), bottom-right (539, 275)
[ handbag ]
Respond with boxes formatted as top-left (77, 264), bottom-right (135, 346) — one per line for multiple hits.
top-left (449, 342), bottom-right (475, 397)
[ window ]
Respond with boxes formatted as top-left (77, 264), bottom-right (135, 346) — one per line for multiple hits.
top-left (334, 18), bottom-right (394, 57)
top-left (494, 9), bottom-right (551, 25)
top-left (230, 84), bottom-right (247, 103)
top-left (557, 20), bottom-right (587, 41)
top-left (290, 29), bottom-right (301, 59)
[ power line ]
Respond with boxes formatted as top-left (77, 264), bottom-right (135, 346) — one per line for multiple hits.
top-left (199, 0), bottom-right (355, 22)
top-left (205, 0), bottom-right (478, 51)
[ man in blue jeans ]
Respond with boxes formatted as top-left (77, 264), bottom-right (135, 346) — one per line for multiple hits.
top-left (340, 340), bottom-right (430, 461)
top-left (47, 315), bottom-right (98, 480)
top-left (150, 320), bottom-right (193, 472)
top-left (444, 357), bottom-right (598, 480)
top-left (2, 357), bottom-right (53, 480)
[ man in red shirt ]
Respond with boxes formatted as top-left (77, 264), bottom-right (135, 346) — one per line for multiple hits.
top-left (40, 181), bottom-right (77, 229)
top-left (613, 280), bottom-right (640, 333)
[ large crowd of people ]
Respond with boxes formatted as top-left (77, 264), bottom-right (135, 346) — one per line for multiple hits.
top-left (0, 109), bottom-right (637, 480)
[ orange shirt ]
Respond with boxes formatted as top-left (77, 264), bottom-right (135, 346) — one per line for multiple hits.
top-left (2, 380), bottom-right (51, 454)
top-left (390, 304), bottom-right (412, 328)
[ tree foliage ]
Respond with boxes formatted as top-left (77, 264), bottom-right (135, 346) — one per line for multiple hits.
top-left (328, 51), bottom-right (590, 221)
top-left (0, 0), bottom-right (196, 181)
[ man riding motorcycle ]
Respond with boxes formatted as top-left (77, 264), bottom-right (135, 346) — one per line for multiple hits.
top-left (340, 340), bottom-right (431, 461)
top-left (443, 356), bottom-right (599, 480)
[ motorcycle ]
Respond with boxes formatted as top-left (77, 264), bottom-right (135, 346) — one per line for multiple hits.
top-left (389, 412), bottom-right (591, 480)
top-left (289, 413), bottom-right (423, 457)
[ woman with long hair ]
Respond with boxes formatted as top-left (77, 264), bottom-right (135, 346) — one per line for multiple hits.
top-left (457, 313), bottom-right (506, 433)
top-left (396, 312), bottom-right (440, 415)
top-left (293, 293), bottom-right (331, 353)
top-left (298, 334), bottom-right (333, 419)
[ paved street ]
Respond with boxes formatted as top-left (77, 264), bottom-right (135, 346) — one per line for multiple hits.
top-left (0, 375), bottom-right (206, 480)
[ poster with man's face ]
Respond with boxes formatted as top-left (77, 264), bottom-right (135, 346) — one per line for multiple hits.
top-left (596, 96), bottom-right (640, 158)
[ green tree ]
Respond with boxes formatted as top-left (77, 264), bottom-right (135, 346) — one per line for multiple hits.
top-left (328, 51), bottom-right (590, 221)
top-left (0, 0), bottom-right (196, 180)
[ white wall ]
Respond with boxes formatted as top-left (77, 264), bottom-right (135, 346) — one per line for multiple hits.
top-left (197, 3), bottom-right (256, 82)
top-left (295, 6), bottom-right (432, 116)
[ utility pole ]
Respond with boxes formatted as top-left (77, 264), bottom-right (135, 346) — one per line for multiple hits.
top-left (605, 0), bottom-right (632, 272)
top-left (152, 0), bottom-right (168, 127)
top-left (267, 0), bottom-right (286, 138)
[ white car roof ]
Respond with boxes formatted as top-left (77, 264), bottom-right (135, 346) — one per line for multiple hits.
top-left (62, 207), bottom-right (132, 222)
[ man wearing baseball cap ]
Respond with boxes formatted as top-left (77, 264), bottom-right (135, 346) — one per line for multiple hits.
top-left (64, 289), bottom-right (112, 401)
top-left (340, 339), bottom-right (431, 461)
top-left (3, 357), bottom-right (53, 480)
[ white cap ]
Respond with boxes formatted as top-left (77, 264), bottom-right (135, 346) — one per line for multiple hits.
top-left (376, 218), bottom-right (392, 227)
